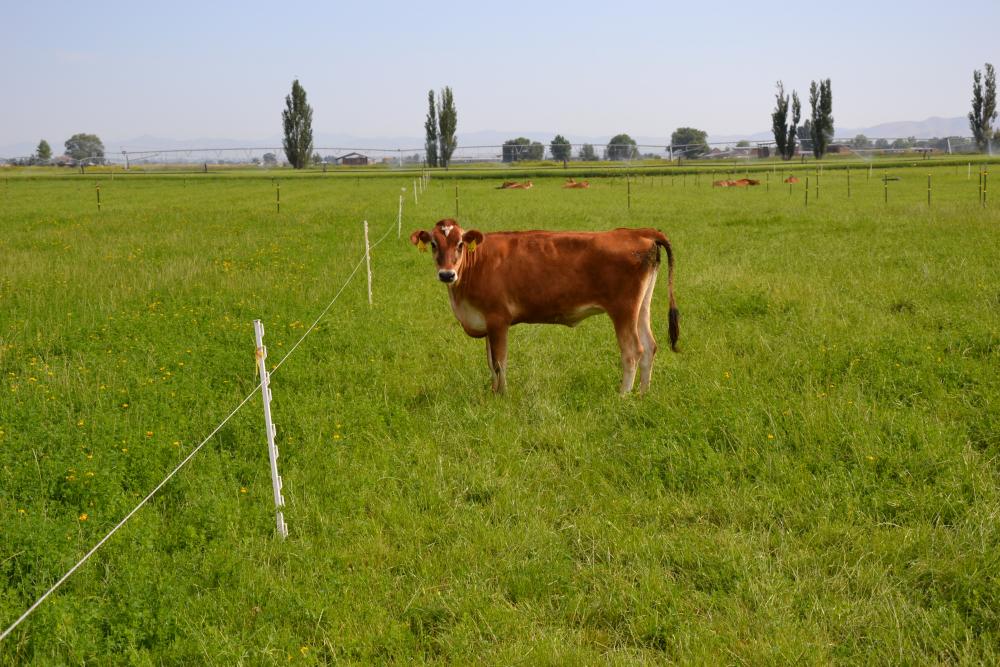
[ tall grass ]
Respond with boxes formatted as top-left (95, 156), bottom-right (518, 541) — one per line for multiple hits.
top-left (1, 168), bottom-right (998, 663)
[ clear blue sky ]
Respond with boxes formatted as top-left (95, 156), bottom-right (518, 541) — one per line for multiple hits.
top-left (2, 0), bottom-right (998, 148)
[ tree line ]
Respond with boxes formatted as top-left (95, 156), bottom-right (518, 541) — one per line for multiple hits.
top-left (16, 66), bottom-right (999, 169)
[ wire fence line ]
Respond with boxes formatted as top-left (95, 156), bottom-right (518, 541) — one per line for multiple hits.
top-left (0, 214), bottom-right (402, 644)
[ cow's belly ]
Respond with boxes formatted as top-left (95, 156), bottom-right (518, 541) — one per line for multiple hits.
top-left (517, 303), bottom-right (605, 327)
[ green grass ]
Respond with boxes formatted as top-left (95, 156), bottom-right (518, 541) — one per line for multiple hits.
top-left (1, 167), bottom-right (999, 663)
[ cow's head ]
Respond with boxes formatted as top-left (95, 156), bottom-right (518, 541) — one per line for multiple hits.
top-left (410, 219), bottom-right (484, 285)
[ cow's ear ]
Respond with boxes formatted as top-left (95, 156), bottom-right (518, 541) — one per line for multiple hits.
top-left (462, 230), bottom-right (484, 252)
top-left (410, 230), bottom-right (431, 251)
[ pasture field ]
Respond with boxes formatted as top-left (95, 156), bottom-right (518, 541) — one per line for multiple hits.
top-left (1, 167), bottom-right (999, 664)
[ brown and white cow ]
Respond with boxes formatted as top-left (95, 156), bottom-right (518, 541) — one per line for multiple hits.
top-left (410, 219), bottom-right (679, 394)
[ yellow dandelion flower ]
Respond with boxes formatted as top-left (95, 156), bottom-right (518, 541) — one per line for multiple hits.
top-left (767, 434), bottom-right (774, 440)
top-left (240, 487), bottom-right (247, 494)
top-left (77, 420), bottom-right (84, 427)
top-left (79, 513), bottom-right (88, 521)
top-left (300, 646), bottom-right (309, 656)
top-left (145, 431), bottom-right (153, 438)
top-left (18, 508), bottom-right (26, 514)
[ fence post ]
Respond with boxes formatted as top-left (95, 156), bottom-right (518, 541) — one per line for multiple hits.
top-left (397, 193), bottom-right (403, 239)
top-left (413, 179), bottom-right (418, 205)
top-left (253, 320), bottom-right (288, 539)
top-left (364, 220), bottom-right (372, 306)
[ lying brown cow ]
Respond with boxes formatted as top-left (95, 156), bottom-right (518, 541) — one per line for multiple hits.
top-left (410, 219), bottom-right (679, 394)
top-left (562, 179), bottom-right (590, 189)
top-left (497, 180), bottom-right (533, 189)
top-left (784, 176), bottom-right (799, 184)
top-left (715, 178), bottom-right (761, 187)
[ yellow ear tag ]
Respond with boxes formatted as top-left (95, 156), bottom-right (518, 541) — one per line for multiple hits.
top-left (468, 240), bottom-right (477, 253)
top-left (418, 240), bottom-right (427, 252)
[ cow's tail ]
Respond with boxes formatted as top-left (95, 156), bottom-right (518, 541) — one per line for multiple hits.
top-left (653, 232), bottom-right (679, 352)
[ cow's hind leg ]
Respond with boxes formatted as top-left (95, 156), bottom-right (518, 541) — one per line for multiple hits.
top-left (486, 323), bottom-right (509, 394)
top-left (610, 308), bottom-right (643, 395)
top-left (638, 269), bottom-right (659, 393)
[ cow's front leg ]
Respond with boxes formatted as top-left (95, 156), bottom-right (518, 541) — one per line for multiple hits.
top-left (486, 323), bottom-right (509, 393)
top-left (485, 337), bottom-right (496, 388)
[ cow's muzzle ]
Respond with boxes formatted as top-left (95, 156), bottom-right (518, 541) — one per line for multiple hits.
top-left (438, 270), bottom-right (457, 284)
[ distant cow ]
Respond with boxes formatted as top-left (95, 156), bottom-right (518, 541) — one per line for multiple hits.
top-left (410, 219), bottom-right (679, 394)
top-left (497, 180), bottom-right (533, 189)
top-left (784, 176), bottom-right (800, 184)
top-left (715, 178), bottom-right (760, 187)
top-left (562, 179), bottom-right (590, 189)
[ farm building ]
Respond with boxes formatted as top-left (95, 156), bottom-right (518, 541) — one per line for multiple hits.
top-left (337, 152), bottom-right (369, 166)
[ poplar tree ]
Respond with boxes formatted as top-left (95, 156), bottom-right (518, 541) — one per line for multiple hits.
top-left (771, 82), bottom-right (789, 159)
top-left (809, 78), bottom-right (834, 159)
top-left (437, 86), bottom-right (457, 169)
top-left (787, 92), bottom-right (801, 160)
top-left (969, 63), bottom-right (997, 153)
top-left (424, 90), bottom-right (439, 168)
top-left (772, 82), bottom-right (801, 160)
top-left (282, 79), bottom-right (314, 169)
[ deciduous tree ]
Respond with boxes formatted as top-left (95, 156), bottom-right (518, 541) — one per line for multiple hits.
top-left (64, 133), bottom-right (105, 163)
top-left (670, 128), bottom-right (708, 158)
top-left (502, 137), bottom-right (532, 162)
top-left (606, 133), bottom-right (639, 161)
top-left (550, 135), bottom-right (572, 163)
top-left (35, 139), bottom-right (52, 163)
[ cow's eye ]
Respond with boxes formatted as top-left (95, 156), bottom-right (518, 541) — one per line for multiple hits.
top-left (457, 241), bottom-right (464, 251)
top-left (430, 241), bottom-right (437, 250)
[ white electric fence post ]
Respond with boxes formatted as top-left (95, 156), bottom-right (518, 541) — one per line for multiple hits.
top-left (364, 220), bottom-right (373, 306)
top-left (397, 193), bottom-right (403, 239)
top-left (253, 320), bottom-right (288, 539)
top-left (413, 179), bottom-right (418, 205)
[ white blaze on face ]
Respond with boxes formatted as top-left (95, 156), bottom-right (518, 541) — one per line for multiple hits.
top-left (440, 224), bottom-right (454, 239)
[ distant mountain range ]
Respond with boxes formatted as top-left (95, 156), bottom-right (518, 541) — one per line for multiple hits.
top-left (0, 116), bottom-right (973, 158)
